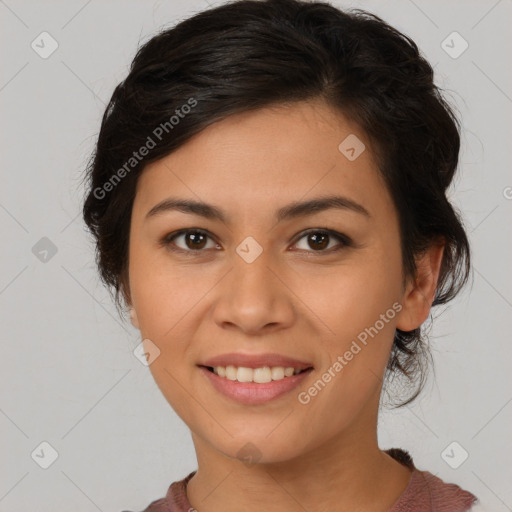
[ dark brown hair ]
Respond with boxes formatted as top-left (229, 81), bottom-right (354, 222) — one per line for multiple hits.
top-left (82, 0), bottom-right (471, 407)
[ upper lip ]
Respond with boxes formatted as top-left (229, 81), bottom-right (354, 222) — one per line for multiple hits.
top-left (200, 352), bottom-right (313, 370)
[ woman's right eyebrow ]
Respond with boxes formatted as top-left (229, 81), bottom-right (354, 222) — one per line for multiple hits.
top-left (145, 194), bottom-right (371, 225)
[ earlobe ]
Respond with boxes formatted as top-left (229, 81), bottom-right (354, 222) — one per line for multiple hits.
top-left (395, 241), bottom-right (445, 332)
top-left (120, 273), bottom-right (139, 328)
top-left (130, 307), bottom-right (140, 329)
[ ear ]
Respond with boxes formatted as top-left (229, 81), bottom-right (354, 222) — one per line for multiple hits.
top-left (119, 270), bottom-right (139, 329)
top-left (129, 307), bottom-right (140, 329)
top-left (395, 240), bottom-right (445, 332)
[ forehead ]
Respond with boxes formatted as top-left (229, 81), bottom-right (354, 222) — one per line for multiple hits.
top-left (133, 100), bottom-right (392, 224)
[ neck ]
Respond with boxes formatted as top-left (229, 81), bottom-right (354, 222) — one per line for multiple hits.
top-left (186, 399), bottom-right (412, 512)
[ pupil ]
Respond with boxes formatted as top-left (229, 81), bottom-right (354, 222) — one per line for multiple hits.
top-left (187, 232), bottom-right (206, 249)
top-left (309, 232), bottom-right (328, 250)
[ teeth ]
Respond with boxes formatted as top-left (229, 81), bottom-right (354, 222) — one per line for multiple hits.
top-left (271, 366), bottom-right (284, 380)
top-left (212, 365), bottom-right (305, 383)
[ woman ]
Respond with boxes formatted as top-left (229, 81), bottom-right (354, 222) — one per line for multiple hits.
top-left (82, 0), bottom-right (478, 510)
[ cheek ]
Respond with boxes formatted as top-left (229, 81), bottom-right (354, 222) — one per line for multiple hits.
top-left (128, 243), bottom-right (206, 338)
top-left (296, 246), bottom-right (402, 406)
top-left (128, 244), bottom-right (217, 415)
top-left (300, 250), bottom-right (402, 344)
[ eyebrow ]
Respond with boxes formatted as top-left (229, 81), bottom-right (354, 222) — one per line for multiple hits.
top-left (145, 195), bottom-right (371, 223)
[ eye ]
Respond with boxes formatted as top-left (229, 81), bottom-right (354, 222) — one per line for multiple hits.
top-left (162, 229), bottom-right (220, 253)
top-left (292, 229), bottom-right (351, 253)
top-left (161, 228), bottom-right (352, 255)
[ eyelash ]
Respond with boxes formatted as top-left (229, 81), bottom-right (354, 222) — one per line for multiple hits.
top-left (160, 228), bottom-right (353, 257)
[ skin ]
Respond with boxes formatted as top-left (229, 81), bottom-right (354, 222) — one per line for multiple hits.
top-left (125, 99), bottom-right (444, 512)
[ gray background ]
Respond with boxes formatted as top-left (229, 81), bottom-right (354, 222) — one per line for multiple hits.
top-left (1, 0), bottom-right (511, 511)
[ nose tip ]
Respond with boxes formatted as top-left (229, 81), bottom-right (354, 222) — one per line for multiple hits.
top-left (212, 255), bottom-right (295, 335)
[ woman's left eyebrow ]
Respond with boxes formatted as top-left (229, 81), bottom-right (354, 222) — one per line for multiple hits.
top-left (145, 194), bottom-right (371, 225)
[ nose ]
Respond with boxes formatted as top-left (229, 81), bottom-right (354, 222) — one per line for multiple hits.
top-left (211, 249), bottom-right (295, 336)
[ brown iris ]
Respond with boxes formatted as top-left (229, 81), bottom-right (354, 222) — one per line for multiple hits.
top-left (185, 231), bottom-right (208, 250)
top-left (307, 232), bottom-right (329, 250)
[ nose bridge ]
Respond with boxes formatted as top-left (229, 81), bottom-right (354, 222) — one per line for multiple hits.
top-left (212, 238), bottom-right (294, 333)
top-left (231, 241), bottom-right (277, 305)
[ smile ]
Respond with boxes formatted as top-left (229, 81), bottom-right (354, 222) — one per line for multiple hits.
top-left (199, 365), bottom-right (313, 405)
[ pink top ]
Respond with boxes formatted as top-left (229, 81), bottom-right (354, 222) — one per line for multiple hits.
top-left (132, 448), bottom-right (478, 512)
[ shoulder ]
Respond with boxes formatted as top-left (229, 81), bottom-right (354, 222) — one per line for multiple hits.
top-left (386, 448), bottom-right (478, 512)
top-left (407, 469), bottom-right (478, 511)
top-left (123, 471), bottom-right (196, 512)
top-left (120, 496), bottom-right (169, 512)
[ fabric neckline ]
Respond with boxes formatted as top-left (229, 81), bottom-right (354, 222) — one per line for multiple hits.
top-left (163, 448), bottom-right (477, 512)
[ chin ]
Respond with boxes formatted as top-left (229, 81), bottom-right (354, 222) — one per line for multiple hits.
top-left (205, 429), bottom-right (310, 466)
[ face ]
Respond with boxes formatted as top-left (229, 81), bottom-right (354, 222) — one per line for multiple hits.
top-left (126, 100), bottom-right (418, 464)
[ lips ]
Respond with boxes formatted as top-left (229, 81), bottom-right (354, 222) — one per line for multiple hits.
top-left (197, 352), bottom-right (314, 405)
top-left (199, 366), bottom-right (313, 405)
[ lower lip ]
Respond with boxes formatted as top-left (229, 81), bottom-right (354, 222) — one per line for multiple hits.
top-left (199, 366), bottom-right (313, 405)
